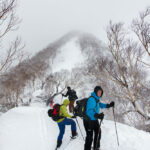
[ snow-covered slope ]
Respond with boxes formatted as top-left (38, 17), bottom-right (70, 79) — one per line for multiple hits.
top-left (29, 31), bottom-right (102, 74)
top-left (0, 106), bottom-right (150, 150)
top-left (52, 37), bottom-right (85, 73)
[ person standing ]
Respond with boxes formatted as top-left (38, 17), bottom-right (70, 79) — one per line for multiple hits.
top-left (84, 86), bottom-right (114, 150)
top-left (62, 86), bottom-right (78, 113)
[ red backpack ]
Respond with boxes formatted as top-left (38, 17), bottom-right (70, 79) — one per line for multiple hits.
top-left (48, 104), bottom-right (64, 121)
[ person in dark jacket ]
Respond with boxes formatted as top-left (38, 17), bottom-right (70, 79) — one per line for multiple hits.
top-left (84, 86), bottom-right (114, 150)
top-left (62, 87), bottom-right (78, 113)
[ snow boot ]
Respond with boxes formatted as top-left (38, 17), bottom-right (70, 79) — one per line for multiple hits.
top-left (93, 148), bottom-right (101, 150)
top-left (71, 130), bottom-right (78, 139)
top-left (56, 140), bottom-right (62, 148)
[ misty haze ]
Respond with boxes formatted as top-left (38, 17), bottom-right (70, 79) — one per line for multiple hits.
top-left (0, 0), bottom-right (150, 150)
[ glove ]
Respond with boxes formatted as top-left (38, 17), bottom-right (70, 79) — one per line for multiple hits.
top-left (72, 115), bottom-right (76, 118)
top-left (94, 113), bottom-right (104, 120)
top-left (107, 101), bottom-right (115, 108)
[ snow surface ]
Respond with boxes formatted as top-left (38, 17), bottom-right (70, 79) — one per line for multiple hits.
top-left (0, 106), bottom-right (150, 150)
top-left (52, 38), bottom-right (85, 73)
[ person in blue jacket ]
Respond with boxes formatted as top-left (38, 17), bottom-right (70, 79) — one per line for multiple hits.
top-left (83, 86), bottom-right (114, 150)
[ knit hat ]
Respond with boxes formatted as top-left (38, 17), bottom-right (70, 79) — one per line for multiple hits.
top-left (94, 86), bottom-right (103, 97)
top-left (67, 86), bottom-right (71, 90)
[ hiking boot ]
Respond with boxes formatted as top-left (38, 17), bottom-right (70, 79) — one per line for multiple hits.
top-left (56, 140), bottom-right (62, 148)
top-left (71, 130), bottom-right (78, 139)
top-left (93, 148), bottom-right (101, 150)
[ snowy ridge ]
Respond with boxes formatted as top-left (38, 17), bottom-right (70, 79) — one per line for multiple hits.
top-left (0, 107), bottom-right (150, 150)
top-left (52, 37), bottom-right (85, 73)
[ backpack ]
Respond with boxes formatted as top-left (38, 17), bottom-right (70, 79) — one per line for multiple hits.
top-left (69, 90), bottom-right (78, 100)
top-left (48, 104), bottom-right (64, 121)
top-left (74, 96), bottom-right (97, 120)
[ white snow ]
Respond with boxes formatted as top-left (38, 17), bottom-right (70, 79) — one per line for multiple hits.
top-left (32, 89), bottom-right (44, 98)
top-left (0, 106), bottom-right (150, 150)
top-left (52, 38), bottom-right (85, 73)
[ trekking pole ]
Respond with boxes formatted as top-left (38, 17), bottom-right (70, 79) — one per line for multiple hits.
top-left (61, 95), bottom-right (63, 103)
top-left (112, 107), bottom-right (119, 146)
top-left (75, 117), bottom-right (85, 141)
top-left (95, 118), bottom-right (103, 149)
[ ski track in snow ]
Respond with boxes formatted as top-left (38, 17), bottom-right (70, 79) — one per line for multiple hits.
top-left (39, 109), bottom-right (48, 150)
top-left (0, 106), bottom-right (150, 150)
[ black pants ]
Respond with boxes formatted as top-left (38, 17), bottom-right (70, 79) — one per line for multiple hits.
top-left (83, 119), bottom-right (101, 150)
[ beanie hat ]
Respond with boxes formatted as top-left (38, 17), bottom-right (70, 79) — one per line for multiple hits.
top-left (94, 86), bottom-right (103, 97)
top-left (67, 86), bottom-right (71, 90)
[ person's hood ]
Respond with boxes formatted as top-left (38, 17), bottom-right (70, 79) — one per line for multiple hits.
top-left (91, 91), bottom-right (101, 101)
top-left (63, 99), bottom-right (70, 106)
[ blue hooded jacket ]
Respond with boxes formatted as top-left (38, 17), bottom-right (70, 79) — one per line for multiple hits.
top-left (86, 91), bottom-right (107, 120)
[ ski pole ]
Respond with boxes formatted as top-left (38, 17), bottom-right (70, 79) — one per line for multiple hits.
top-left (95, 118), bottom-right (103, 149)
top-left (75, 117), bottom-right (85, 141)
top-left (112, 107), bottom-right (119, 146)
top-left (61, 95), bottom-right (63, 103)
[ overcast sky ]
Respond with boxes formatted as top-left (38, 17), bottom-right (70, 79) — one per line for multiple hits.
top-left (8, 0), bottom-right (150, 54)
